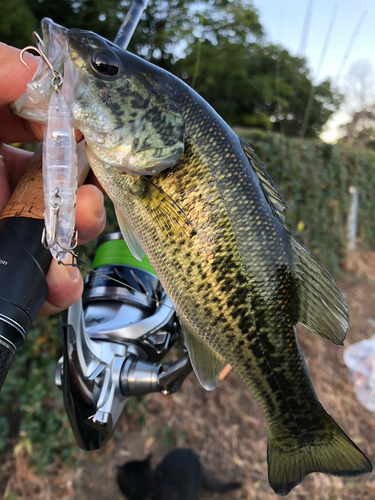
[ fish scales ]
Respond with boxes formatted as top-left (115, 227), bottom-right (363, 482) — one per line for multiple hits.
top-left (11, 19), bottom-right (372, 496)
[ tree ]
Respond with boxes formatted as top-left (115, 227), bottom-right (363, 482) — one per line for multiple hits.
top-left (0, 0), bottom-right (263, 66)
top-left (130, 0), bottom-right (263, 71)
top-left (0, 0), bottom-right (39, 48)
top-left (176, 41), bottom-right (342, 137)
top-left (339, 59), bottom-right (375, 148)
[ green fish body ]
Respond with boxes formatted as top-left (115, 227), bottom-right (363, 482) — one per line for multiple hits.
top-left (12, 19), bottom-right (372, 496)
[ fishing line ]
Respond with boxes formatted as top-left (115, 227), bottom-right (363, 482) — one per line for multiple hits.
top-left (300, 3), bottom-right (338, 138)
top-left (333, 10), bottom-right (367, 88)
top-left (191, 38), bottom-right (202, 89)
top-left (287, 0), bottom-right (314, 126)
top-left (274, 5), bottom-right (287, 187)
top-left (61, 250), bottom-right (175, 311)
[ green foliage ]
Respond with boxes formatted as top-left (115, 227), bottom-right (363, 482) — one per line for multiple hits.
top-left (0, 0), bottom-right (263, 60)
top-left (177, 42), bottom-right (342, 137)
top-left (0, 317), bottom-right (78, 473)
top-left (155, 425), bottom-right (176, 448)
top-left (235, 128), bottom-right (375, 274)
top-left (4, 491), bottom-right (17, 500)
top-left (0, 0), bottom-right (39, 47)
top-left (0, 416), bottom-right (10, 450)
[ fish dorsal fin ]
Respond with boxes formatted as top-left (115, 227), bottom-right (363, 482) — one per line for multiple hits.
top-left (179, 316), bottom-right (225, 391)
top-left (293, 237), bottom-right (349, 345)
top-left (239, 137), bottom-right (349, 345)
top-left (240, 138), bottom-right (288, 226)
top-left (114, 205), bottom-right (145, 262)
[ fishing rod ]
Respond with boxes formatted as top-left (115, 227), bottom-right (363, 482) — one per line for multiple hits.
top-left (0, 0), bottom-right (148, 389)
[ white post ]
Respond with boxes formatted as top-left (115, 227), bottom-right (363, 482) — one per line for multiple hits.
top-left (347, 186), bottom-right (358, 251)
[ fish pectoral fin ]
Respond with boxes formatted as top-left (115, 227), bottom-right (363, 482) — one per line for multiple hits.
top-left (114, 206), bottom-right (145, 262)
top-left (179, 317), bottom-right (225, 391)
top-left (268, 410), bottom-right (372, 496)
top-left (294, 237), bottom-right (349, 345)
top-left (141, 177), bottom-right (194, 239)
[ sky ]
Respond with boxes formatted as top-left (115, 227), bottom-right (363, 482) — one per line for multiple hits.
top-left (252, 0), bottom-right (375, 141)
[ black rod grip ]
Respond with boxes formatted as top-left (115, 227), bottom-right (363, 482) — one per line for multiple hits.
top-left (0, 216), bottom-right (51, 390)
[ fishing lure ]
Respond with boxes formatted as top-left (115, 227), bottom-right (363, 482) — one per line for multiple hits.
top-left (21, 34), bottom-right (78, 262)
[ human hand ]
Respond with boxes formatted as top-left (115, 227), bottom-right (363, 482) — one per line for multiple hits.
top-left (0, 42), bottom-right (106, 315)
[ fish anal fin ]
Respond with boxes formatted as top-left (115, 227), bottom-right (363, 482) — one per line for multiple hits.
top-left (294, 237), bottom-right (349, 345)
top-left (179, 317), bottom-right (225, 391)
top-left (268, 413), bottom-right (372, 496)
top-left (114, 206), bottom-right (145, 262)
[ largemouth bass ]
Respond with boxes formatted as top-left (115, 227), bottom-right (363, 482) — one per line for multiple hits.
top-left (12, 19), bottom-right (372, 496)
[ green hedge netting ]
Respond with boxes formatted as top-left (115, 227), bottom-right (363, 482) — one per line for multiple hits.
top-left (235, 128), bottom-right (375, 274)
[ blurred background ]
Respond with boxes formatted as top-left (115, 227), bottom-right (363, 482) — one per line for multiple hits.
top-left (0, 1), bottom-right (375, 499)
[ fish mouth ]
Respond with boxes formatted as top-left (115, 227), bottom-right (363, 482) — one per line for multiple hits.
top-left (10, 18), bottom-right (69, 123)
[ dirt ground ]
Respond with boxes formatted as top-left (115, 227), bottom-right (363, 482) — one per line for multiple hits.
top-left (2, 251), bottom-right (375, 500)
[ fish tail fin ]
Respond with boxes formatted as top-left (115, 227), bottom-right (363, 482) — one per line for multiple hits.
top-left (268, 413), bottom-right (372, 496)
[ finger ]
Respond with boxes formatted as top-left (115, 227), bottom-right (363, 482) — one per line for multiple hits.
top-left (0, 107), bottom-right (43, 143)
top-left (0, 44), bottom-right (83, 143)
top-left (0, 143), bottom-right (33, 190)
top-left (0, 44), bottom-right (42, 143)
top-left (39, 258), bottom-right (83, 316)
top-left (0, 43), bottom-right (39, 107)
top-left (0, 106), bottom-right (83, 144)
top-left (76, 184), bottom-right (106, 244)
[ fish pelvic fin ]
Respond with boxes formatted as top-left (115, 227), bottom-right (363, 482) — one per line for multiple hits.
top-left (293, 237), bottom-right (349, 345)
top-left (114, 205), bottom-right (145, 261)
top-left (179, 316), bottom-right (225, 391)
top-left (268, 414), bottom-right (372, 496)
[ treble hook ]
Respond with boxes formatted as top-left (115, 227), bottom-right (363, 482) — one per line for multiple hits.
top-left (32, 31), bottom-right (45, 48)
top-left (20, 31), bottom-right (63, 90)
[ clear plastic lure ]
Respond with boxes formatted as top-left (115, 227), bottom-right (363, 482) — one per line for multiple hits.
top-left (43, 85), bottom-right (78, 262)
top-left (20, 37), bottom-right (78, 262)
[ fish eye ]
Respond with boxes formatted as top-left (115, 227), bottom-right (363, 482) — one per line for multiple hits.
top-left (91, 51), bottom-right (119, 76)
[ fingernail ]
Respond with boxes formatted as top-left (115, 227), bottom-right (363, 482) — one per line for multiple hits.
top-left (66, 262), bottom-right (80, 281)
top-left (94, 192), bottom-right (106, 221)
top-left (96, 203), bottom-right (106, 222)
